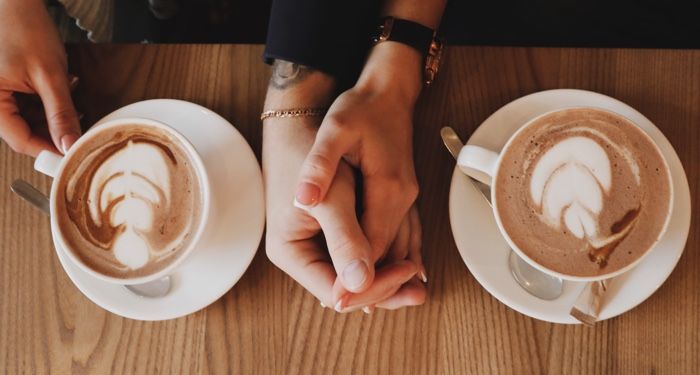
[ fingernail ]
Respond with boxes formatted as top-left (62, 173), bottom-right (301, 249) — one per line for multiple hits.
top-left (60, 133), bottom-right (80, 154)
top-left (320, 301), bottom-right (327, 308)
top-left (78, 112), bottom-right (84, 121)
top-left (342, 260), bottom-right (369, 291)
top-left (334, 294), bottom-right (349, 313)
top-left (293, 197), bottom-right (312, 212)
top-left (68, 75), bottom-right (80, 89)
top-left (420, 268), bottom-right (428, 283)
top-left (295, 182), bottom-right (320, 206)
top-left (362, 306), bottom-right (374, 315)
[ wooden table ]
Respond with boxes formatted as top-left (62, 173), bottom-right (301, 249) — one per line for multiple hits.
top-left (1, 45), bottom-right (698, 374)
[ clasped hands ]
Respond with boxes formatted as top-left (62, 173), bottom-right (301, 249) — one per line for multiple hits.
top-left (264, 43), bottom-right (427, 312)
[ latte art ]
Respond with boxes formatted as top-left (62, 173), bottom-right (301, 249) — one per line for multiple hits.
top-left (55, 124), bottom-right (203, 279)
top-left (530, 136), bottom-right (612, 240)
top-left (496, 109), bottom-right (671, 277)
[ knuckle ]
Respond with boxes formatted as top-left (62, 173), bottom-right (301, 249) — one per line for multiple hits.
top-left (372, 237), bottom-right (391, 256)
top-left (325, 113), bottom-right (349, 129)
top-left (304, 152), bottom-right (335, 179)
top-left (327, 229), bottom-right (356, 256)
top-left (324, 113), bottom-right (360, 138)
top-left (378, 175), bottom-right (403, 195)
top-left (376, 175), bottom-right (418, 207)
top-left (47, 107), bottom-right (77, 129)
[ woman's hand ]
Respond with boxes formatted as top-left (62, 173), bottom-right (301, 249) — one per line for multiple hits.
top-left (0, 0), bottom-right (81, 156)
top-left (294, 42), bottom-right (427, 288)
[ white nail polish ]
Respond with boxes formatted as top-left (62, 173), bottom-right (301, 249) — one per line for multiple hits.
top-left (362, 306), bottom-right (371, 314)
top-left (320, 301), bottom-right (326, 308)
top-left (60, 136), bottom-right (73, 155)
top-left (334, 300), bottom-right (343, 312)
top-left (420, 271), bottom-right (428, 283)
top-left (293, 197), bottom-right (312, 212)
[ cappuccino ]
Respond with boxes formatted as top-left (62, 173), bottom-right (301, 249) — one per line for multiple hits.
top-left (54, 123), bottom-right (204, 279)
top-left (495, 108), bottom-right (671, 277)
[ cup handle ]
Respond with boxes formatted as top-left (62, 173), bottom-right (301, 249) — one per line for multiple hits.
top-left (34, 151), bottom-right (63, 178)
top-left (457, 145), bottom-right (499, 186)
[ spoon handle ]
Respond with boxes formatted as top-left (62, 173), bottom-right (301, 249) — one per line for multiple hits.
top-left (11, 179), bottom-right (50, 216)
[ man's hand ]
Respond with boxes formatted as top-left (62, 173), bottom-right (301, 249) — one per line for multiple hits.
top-left (0, 0), bottom-right (81, 156)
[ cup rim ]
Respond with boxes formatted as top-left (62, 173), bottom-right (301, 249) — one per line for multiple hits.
top-left (49, 117), bottom-right (212, 285)
top-left (489, 106), bottom-right (675, 282)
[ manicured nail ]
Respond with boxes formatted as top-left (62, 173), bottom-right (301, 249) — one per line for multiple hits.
top-left (362, 306), bottom-right (374, 315)
top-left (68, 75), bottom-right (80, 89)
top-left (295, 182), bottom-right (320, 206)
top-left (320, 301), bottom-right (327, 308)
top-left (342, 260), bottom-right (369, 291)
top-left (420, 268), bottom-right (428, 283)
top-left (60, 133), bottom-right (80, 154)
top-left (78, 112), bottom-right (84, 121)
top-left (293, 197), bottom-right (312, 212)
top-left (334, 294), bottom-right (349, 312)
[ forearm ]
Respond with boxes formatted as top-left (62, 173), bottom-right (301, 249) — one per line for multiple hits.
top-left (263, 59), bottom-right (337, 110)
top-left (262, 59), bottom-right (337, 194)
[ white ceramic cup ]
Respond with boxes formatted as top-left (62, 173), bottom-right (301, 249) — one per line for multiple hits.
top-left (456, 107), bottom-right (674, 282)
top-left (34, 117), bottom-right (211, 285)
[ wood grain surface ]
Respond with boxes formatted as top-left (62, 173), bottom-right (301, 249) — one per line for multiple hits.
top-left (0, 45), bottom-right (698, 374)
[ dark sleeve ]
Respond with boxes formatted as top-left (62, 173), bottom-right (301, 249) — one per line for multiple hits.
top-left (263, 0), bottom-right (379, 88)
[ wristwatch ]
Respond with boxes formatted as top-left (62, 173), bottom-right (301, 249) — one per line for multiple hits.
top-left (371, 16), bottom-right (444, 85)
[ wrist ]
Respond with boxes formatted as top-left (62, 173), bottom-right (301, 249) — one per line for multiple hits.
top-left (356, 42), bottom-right (423, 106)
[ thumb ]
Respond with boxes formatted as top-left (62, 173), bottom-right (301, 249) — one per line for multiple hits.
top-left (295, 119), bottom-right (355, 208)
top-left (310, 166), bottom-right (374, 293)
top-left (315, 206), bottom-right (375, 293)
top-left (33, 71), bottom-right (81, 154)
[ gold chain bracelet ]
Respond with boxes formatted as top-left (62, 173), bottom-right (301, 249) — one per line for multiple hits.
top-left (260, 108), bottom-right (327, 121)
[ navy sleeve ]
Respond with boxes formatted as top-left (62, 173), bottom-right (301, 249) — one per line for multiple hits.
top-left (263, 0), bottom-right (379, 88)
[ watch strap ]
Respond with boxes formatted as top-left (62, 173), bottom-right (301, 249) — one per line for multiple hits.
top-left (373, 17), bottom-right (435, 57)
top-left (372, 16), bottom-right (444, 85)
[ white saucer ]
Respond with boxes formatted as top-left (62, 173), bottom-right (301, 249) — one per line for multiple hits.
top-left (53, 99), bottom-right (265, 321)
top-left (448, 89), bottom-right (691, 324)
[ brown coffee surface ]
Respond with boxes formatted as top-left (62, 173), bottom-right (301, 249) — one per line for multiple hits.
top-left (495, 108), bottom-right (671, 277)
top-left (55, 123), bottom-right (203, 279)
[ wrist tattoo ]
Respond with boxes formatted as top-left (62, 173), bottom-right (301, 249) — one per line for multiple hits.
top-left (270, 60), bottom-right (314, 90)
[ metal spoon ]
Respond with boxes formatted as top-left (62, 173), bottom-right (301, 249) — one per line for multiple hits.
top-left (10, 179), bottom-right (172, 298)
top-left (440, 127), bottom-right (564, 300)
